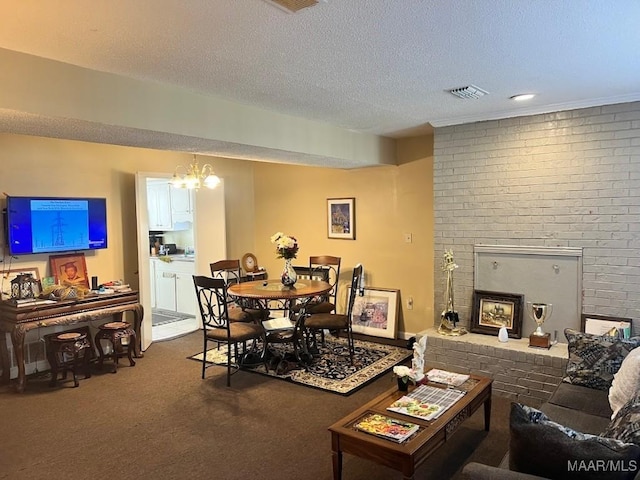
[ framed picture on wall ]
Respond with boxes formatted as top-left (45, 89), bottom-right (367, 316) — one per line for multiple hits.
top-left (327, 197), bottom-right (355, 240)
top-left (351, 287), bottom-right (399, 339)
top-left (49, 253), bottom-right (90, 289)
top-left (470, 290), bottom-right (524, 339)
top-left (581, 314), bottom-right (632, 338)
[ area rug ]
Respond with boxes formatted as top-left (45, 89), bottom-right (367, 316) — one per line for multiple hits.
top-left (188, 336), bottom-right (412, 395)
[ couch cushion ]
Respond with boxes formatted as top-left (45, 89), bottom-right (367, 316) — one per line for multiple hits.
top-left (509, 403), bottom-right (640, 479)
top-left (547, 382), bottom-right (612, 419)
top-left (610, 347), bottom-right (640, 420)
top-left (563, 328), bottom-right (640, 391)
top-left (541, 402), bottom-right (612, 435)
top-left (603, 394), bottom-right (640, 446)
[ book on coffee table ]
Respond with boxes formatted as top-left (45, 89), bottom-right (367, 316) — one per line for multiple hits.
top-left (387, 396), bottom-right (443, 421)
top-left (353, 413), bottom-right (419, 443)
top-left (425, 368), bottom-right (470, 387)
top-left (387, 384), bottom-right (466, 421)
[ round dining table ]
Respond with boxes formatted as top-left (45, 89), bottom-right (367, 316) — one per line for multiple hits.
top-left (227, 279), bottom-right (332, 366)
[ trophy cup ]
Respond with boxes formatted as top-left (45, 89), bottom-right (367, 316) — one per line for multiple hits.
top-left (528, 302), bottom-right (552, 349)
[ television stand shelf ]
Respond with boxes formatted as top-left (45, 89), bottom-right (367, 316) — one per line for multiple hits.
top-left (0, 291), bottom-right (143, 393)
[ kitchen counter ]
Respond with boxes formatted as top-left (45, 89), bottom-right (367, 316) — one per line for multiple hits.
top-left (150, 254), bottom-right (195, 263)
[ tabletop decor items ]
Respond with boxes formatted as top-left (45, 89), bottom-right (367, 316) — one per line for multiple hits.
top-left (437, 249), bottom-right (467, 336)
top-left (393, 365), bottom-right (422, 392)
top-left (270, 231), bottom-right (299, 287)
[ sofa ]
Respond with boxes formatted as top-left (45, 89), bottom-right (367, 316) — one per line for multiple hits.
top-left (463, 328), bottom-right (640, 480)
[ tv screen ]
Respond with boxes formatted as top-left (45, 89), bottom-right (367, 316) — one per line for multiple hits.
top-left (6, 196), bottom-right (107, 255)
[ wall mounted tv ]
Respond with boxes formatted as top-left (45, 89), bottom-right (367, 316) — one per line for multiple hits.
top-left (5, 196), bottom-right (108, 255)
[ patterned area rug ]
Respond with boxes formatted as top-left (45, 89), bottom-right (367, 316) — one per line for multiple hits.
top-left (189, 336), bottom-right (412, 395)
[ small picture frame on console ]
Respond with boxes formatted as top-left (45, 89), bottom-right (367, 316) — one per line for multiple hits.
top-left (581, 314), bottom-right (632, 338)
top-left (470, 290), bottom-right (524, 339)
top-left (49, 253), bottom-right (90, 289)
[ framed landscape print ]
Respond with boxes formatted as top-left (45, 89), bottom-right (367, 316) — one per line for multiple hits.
top-left (327, 197), bottom-right (355, 240)
top-left (351, 287), bottom-right (399, 339)
top-left (470, 290), bottom-right (524, 339)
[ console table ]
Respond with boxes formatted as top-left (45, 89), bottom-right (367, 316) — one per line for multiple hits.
top-left (0, 291), bottom-right (144, 392)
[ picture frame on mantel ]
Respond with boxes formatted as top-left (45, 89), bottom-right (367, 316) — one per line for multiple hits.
top-left (581, 314), bottom-right (632, 338)
top-left (327, 197), bottom-right (355, 240)
top-left (470, 289), bottom-right (524, 339)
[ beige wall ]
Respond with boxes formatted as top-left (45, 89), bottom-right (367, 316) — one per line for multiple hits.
top-left (0, 132), bottom-right (434, 339)
top-left (253, 138), bottom-right (434, 337)
top-left (0, 133), bottom-right (256, 289)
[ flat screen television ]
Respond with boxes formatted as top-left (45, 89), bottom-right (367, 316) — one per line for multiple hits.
top-left (5, 196), bottom-right (108, 255)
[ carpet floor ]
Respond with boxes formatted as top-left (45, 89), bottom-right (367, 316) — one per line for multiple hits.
top-left (189, 335), bottom-right (413, 395)
top-left (0, 331), bottom-right (510, 480)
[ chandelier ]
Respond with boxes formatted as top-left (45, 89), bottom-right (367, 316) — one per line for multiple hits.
top-left (169, 154), bottom-right (221, 190)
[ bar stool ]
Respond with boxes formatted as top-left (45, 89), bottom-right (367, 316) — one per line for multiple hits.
top-left (95, 321), bottom-right (136, 373)
top-left (47, 331), bottom-right (92, 388)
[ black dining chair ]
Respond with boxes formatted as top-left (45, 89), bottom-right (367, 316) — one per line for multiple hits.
top-left (210, 259), bottom-right (269, 323)
top-left (192, 275), bottom-right (267, 386)
top-left (302, 264), bottom-right (362, 365)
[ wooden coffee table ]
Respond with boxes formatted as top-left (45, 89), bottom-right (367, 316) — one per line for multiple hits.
top-left (328, 374), bottom-right (492, 480)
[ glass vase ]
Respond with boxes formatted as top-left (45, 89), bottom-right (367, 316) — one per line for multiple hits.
top-left (281, 258), bottom-right (297, 287)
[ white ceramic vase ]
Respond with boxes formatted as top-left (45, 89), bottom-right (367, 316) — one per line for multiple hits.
top-left (498, 326), bottom-right (509, 342)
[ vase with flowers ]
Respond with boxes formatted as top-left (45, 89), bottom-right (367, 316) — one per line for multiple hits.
top-left (393, 365), bottom-right (424, 392)
top-left (270, 232), bottom-right (299, 287)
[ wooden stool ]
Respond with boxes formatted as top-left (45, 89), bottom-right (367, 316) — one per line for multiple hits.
top-left (95, 321), bottom-right (136, 373)
top-left (47, 331), bottom-right (92, 388)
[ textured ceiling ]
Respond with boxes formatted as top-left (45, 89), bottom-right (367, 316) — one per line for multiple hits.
top-left (0, 0), bottom-right (639, 161)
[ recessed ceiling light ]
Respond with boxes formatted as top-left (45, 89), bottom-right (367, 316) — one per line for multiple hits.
top-left (510, 93), bottom-right (535, 101)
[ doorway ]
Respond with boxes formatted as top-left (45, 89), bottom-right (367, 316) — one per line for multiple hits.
top-left (135, 171), bottom-right (227, 350)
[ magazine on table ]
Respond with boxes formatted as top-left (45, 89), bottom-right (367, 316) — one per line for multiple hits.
top-left (425, 368), bottom-right (470, 387)
top-left (387, 384), bottom-right (466, 421)
top-left (353, 413), bottom-right (419, 443)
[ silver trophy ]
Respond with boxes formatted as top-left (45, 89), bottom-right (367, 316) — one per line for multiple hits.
top-left (527, 302), bottom-right (552, 348)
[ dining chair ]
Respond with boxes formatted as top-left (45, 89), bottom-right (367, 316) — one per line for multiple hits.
top-left (192, 275), bottom-right (267, 386)
top-left (209, 259), bottom-right (269, 323)
top-left (302, 263), bottom-right (362, 365)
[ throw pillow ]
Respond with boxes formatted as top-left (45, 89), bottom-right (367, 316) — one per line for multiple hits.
top-left (563, 328), bottom-right (640, 391)
top-left (603, 393), bottom-right (640, 445)
top-left (609, 347), bottom-right (640, 419)
top-left (510, 403), bottom-right (640, 479)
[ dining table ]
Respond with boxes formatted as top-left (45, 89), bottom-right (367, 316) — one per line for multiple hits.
top-left (227, 279), bottom-right (332, 366)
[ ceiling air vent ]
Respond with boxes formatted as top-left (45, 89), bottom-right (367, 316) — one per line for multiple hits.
top-left (448, 85), bottom-right (489, 99)
top-left (264, 0), bottom-right (325, 13)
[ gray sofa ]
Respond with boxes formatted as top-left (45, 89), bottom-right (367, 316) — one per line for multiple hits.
top-left (463, 328), bottom-right (640, 480)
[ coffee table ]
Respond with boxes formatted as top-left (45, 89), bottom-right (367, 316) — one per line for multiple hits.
top-left (328, 374), bottom-right (492, 480)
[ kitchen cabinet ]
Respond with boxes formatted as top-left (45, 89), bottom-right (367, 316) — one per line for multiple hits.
top-left (147, 181), bottom-right (172, 230)
top-left (152, 259), bottom-right (196, 315)
top-left (150, 259), bottom-right (157, 309)
top-left (171, 188), bottom-right (194, 224)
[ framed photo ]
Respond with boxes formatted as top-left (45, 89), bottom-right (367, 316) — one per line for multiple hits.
top-left (327, 197), bottom-right (355, 240)
top-left (0, 267), bottom-right (41, 301)
top-left (581, 314), bottom-right (632, 338)
top-left (470, 290), bottom-right (524, 339)
top-left (49, 253), bottom-right (89, 289)
top-left (351, 287), bottom-right (399, 339)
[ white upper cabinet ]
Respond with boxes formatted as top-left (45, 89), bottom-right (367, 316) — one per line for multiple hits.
top-left (147, 181), bottom-right (172, 230)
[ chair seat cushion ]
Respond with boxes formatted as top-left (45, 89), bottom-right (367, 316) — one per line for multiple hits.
top-left (206, 322), bottom-right (264, 342)
top-left (305, 301), bottom-right (335, 314)
top-left (228, 307), bottom-right (267, 323)
top-left (305, 313), bottom-right (349, 330)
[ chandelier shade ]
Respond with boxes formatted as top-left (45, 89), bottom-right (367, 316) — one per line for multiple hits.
top-left (170, 154), bottom-right (220, 190)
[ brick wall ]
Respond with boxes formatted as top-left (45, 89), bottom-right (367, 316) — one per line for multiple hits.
top-left (434, 102), bottom-right (640, 331)
top-left (423, 331), bottom-right (567, 407)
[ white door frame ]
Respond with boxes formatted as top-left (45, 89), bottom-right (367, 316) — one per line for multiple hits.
top-left (135, 172), bottom-right (227, 351)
